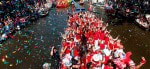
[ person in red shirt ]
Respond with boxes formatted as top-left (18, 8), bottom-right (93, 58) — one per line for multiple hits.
top-left (80, 54), bottom-right (87, 69)
top-left (108, 39), bottom-right (114, 50)
top-left (93, 32), bottom-right (99, 40)
top-left (99, 40), bottom-right (105, 50)
top-left (71, 3), bottom-right (75, 13)
top-left (75, 34), bottom-right (81, 42)
top-left (61, 39), bottom-right (70, 58)
top-left (105, 35), bottom-right (109, 45)
top-left (115, 39), bottom-right (124, 49)
top-left (100, 31), bottom-right (105, 40)
top-left (85, 51), bottom-right (93, 69)
top-left (86, 50), bottom-right (92, 61)
top-left (88, 5), bottom-right (93, 11)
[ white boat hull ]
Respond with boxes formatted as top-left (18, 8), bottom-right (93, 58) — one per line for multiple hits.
top-left (136, 19), bottom-right (150, 29)
top-left (146, 14), bottom-right (150, 23)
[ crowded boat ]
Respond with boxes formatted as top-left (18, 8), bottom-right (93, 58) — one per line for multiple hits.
top-left (0, 0), bottom-right (148, 69)
top-left (50, 11), bottom-right (146, 69)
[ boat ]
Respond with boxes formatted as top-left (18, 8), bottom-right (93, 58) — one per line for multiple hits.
top-left (38, 8), bottom-right (49, 17)
top-left (56, 0), bottom-right (69, 8)
top-left (146, 14), bottom-right (150, 23)
top-left (38, 2), bottom-right (50, 17)
top-left (56, 4), bottom-right (69, 8)
top-left (29, 3), bottom-right (41, 21)
top-left (60, 11), bottom-right (146, 69)
top-left (34, 0), bottom-right (52, 17)
top-left (136, 15), bottom-right (150, 30)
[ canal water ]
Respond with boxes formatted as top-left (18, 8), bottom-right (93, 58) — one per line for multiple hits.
top-left (0, 8), bottom-right (70, 69)
top-left (0, 5), bottom-right (150, 69)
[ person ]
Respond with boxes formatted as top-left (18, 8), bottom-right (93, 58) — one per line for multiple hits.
top-left (104, 60), bottom-right (115, 69)
top-left (71, 52), bottom-right (81, 69)
top-left (88, 4), bottom-right (93, 12)
top-left (60, 11), bottom-right (147, 69)
top-left (71, 2), bottom-right (75, 13)
top-left (128, 57), bottom-right (146, 69)
top-left (43, 63), bottom-right (50, 69)
top-left (50, 46), bottom-right (60, 69)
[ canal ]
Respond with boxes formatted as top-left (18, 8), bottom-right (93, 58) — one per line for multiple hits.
top-left (0, 5), bottom-right (150, 69)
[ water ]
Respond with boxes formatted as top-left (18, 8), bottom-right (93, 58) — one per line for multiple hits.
top-left (0, 6), bottom-right (150, 69)
top-left (0, 8), bottom-right (69, 69)
top-left (94, 5), bottom-right (150, 69)
top-left (107, 24), bottom-right (150, 69)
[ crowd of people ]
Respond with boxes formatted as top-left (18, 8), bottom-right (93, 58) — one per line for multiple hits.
top-left (53, 11), bottom-right (146, 69)
top-left (110, 0), bottom-right (149, 14)
top-left (0, 0), bottom-right (50, 42)
top-left (109, 0), bottom-right (150, 29)
top-left (105, 0), bottom-right (149, 23)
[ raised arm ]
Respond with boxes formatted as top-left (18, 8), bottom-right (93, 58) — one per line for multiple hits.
top-left (50, 46), bottom-right (54, 56)
top-left (136, 57), bottom-right (146, 69)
